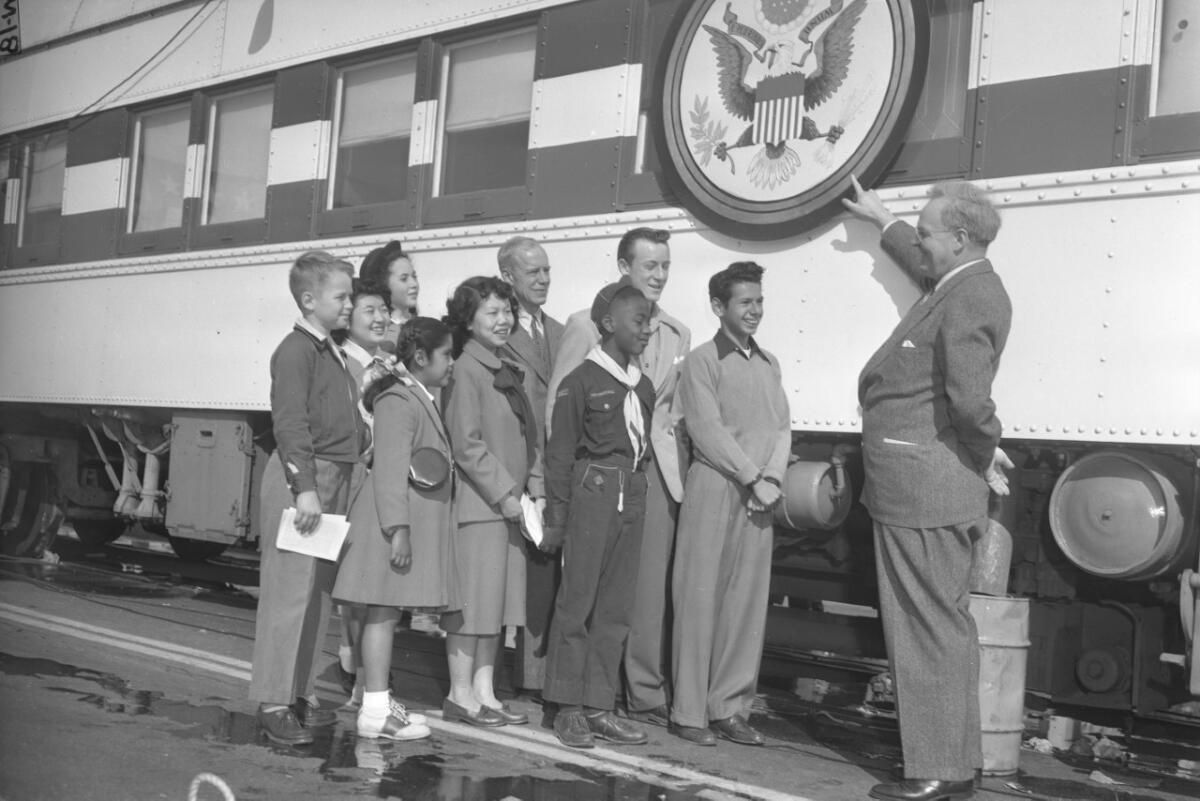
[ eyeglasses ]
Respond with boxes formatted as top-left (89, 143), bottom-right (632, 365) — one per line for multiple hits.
top-left (916, 227), bottom-right (964, 240)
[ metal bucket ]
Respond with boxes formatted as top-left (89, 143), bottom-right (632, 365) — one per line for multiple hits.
top-left (970, 594), bottom-right (1030, 776)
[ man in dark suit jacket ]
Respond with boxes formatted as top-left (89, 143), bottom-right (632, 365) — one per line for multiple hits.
top-left (844, 178), bottom-right (1014, 801)
top-left (498, 236), bottom-right (565, 694)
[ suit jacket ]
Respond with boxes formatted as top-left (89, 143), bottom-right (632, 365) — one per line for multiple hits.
top-left (444, 338), bottom-right (544, 525)
top-left (546, 306), bottom-right (691, 502)
top-left (503, 312), bottom-right (564, 446)
top-left (858, 221), bottom-right (1012, 529)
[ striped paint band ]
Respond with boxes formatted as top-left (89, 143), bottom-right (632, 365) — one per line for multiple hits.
top-left (529, 63), bottom-right (642, 150)
top-left (61, 158), bottom-right (128, 216)
top-left (3, 177), bottom-right (19, 224)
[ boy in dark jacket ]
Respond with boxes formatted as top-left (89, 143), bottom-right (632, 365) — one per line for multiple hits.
top-left (541, 282), bottom-right (655, 749)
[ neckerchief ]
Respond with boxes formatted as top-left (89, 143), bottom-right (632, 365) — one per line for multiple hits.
top-left (585, 345), bottom-right (646, 464)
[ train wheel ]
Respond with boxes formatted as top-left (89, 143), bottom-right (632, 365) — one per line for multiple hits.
top-left (1, 464), bottom-right (49, 557)
top-left (167, 537), bottom-right (228, 562)
top-left (72, 518), bottom-right (128, 547)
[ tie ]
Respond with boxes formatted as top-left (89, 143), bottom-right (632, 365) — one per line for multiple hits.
top-left (531, 317), bottom-right (549, 372)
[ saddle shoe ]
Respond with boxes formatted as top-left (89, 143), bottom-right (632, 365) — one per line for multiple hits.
top-left (357, 711), bottom-right (431, 741)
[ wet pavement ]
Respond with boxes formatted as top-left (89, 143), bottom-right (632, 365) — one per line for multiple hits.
top-left (2, 550), bottom-right (1200, 801)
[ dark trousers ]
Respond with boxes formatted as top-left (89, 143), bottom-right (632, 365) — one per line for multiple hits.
top-left (249, 454), bottom-right (353, 705)
top-left (874, 520), bottom-right (983, 781)
top-left (515, 544), bottom-right (561, 691)
top-left (543, 461), bottom-right (646, 710)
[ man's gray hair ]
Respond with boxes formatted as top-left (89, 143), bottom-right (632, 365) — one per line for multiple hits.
top-left (497, 235), bottom-right (541, 275)
top-left (930, 181), bottom-right (1001, 246)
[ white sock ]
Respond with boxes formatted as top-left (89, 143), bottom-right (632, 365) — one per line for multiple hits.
top-left (362, 690), bottom-right (390, 718)
top-left (338, 646), bottom-right (355, 673)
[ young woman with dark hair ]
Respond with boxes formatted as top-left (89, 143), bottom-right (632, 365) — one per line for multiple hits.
top-left (439, 276), bottom-right (542, 727)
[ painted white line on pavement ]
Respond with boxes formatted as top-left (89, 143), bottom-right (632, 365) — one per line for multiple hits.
top-left (0, 602), bottom-right (249, 669)
top-left (0, 602), bottom-right (818, 801)
top-left (0, 607), bottom-right (252, 682)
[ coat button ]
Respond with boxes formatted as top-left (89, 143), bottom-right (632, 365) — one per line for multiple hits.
top-left (593, 475), bottom-right (603, 486)
top-left (603, 403), bottom-right (610, 409)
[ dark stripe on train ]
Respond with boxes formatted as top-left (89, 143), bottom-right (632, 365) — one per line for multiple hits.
top-left (66, 109), bottom-right (127, 167)
top-left (537, 0), bottom-right (634, 81)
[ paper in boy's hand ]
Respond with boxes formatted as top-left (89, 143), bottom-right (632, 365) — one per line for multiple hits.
top-left (276, 507), bottom-right (350, 561)
top-left (519, 493), bottom-right (544, 547)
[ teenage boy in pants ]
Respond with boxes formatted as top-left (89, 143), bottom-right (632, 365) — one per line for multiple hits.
top-left (670, 262), bottom-right (790, 747)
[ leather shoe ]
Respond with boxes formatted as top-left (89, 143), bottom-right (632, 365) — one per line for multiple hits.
top-left (293, 697), bottom-right (337, 728)
top-left (669, 722), bottom-right (716, 746)
top-left (483, 703), bottom-right (528, 725)
top-left (625, 704), bottom-right (670, 727)
top-left (257, 705), bottom-right (314, 746)
top-left (442, 698), bottom-right (506, 728)
top-left (554, 708), bottom-right (596, 749)
top-left (869, 779), bottom-right (975, 801)
top-left (710, 715), bottom-right (764, 746)
top-left (585, 711), bottom-right (647, 745)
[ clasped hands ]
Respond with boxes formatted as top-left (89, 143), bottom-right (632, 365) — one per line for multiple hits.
top-left (746, 477), bottom-right (782, 516)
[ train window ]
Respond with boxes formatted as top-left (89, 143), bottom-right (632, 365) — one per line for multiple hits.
top-left (127, 104), bottom-right (190, 233)
top-left (1151, 0), bottom-right (1200, 116)
top-left (18, 130), bottom-right (67, 248)
top-left (202, 85), bottom-right (273, 225)
top-left (882, 0), bottom-right (978, 184)
top-left (1134, 0), bottom-right (1200, 159)
top-left (329, 56), bottom-right (416, 208)
top-left (434, 28), bottom-right (535, 196)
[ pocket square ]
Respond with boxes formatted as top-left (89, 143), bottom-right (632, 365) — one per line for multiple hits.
top-left (900, 340), bottom-right (916, 349)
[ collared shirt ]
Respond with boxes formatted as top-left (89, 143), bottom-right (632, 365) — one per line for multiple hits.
top-left (516, 305), bottom-right (545, 337)
top-left (341, 339), bottom-right (375, 370)
top-left (714, 328), bottom-right (770, 363)
top-left (934, 258), bottom-right (985, 293)
top-left (295, 317), bottom-right (347, 368)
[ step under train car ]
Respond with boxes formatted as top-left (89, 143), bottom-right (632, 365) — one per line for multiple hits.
top-left (1, 0), bottom-right (1198, 747)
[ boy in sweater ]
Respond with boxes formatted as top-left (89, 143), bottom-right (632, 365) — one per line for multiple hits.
top-left (250, 251), bottom-right (367, 745)
top-left (670, 262), bottom-right (790, 747)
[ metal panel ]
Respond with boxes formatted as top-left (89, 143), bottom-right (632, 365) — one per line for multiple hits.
top-left (0, 162), bottom-right (1196, 447)
top-left (272, 61), bottom-right (329, 129)
top-left (538, 0), bottom-right (633, 80)
top-left (978, 69), bottom-right (1123, 178)
top-left (59, 208), bottom-right (120, 264)
top-left (165, 412), bottom-right (254, 545)
top-left (265, 180), bottom-right (318, 244)
top-left (65, 109), bottom-right (128, 167)
top-left (982, 0), bottom-right (1126, 85)
top-left (530, 137), bottom-right (623, 218)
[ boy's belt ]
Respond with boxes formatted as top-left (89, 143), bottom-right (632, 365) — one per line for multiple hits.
top-left (579, 452), bottom-right (649, 473)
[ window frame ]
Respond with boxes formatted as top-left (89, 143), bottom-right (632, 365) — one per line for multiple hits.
top-left (880, 0), bottom-right (981, 186)
top-left (10, 126), bottom-right (68, 268)
top-left (1130, 0), bottom-right (1200, 162)
top-left (420, 21), bottom-right (538, 226)
top-left (315, 46), bottom-right (424, 237)
top-left (617, 0), bottom-right (685, 209)
top-left (190, 81), bottom-right (275, 249)
top-left (0, 139), bottom-right (15, 269)
top-left (118, 95), bottom-right (200, 256)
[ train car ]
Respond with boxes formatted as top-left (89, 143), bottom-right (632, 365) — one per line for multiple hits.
top-left (1, 0), bottom-right (1198, 760)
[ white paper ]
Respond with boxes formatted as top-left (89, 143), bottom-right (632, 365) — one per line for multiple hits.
top-left (275, 508), bottom-right (350, 561)
top-left (519, 493), bottom-right (543, 547)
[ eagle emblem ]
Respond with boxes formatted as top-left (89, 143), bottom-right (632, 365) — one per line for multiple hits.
top-left (687, 0), bottom-right (868, 190)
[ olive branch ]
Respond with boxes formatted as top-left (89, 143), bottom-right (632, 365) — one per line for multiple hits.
top-left (689, 96), bottom-right (736, 174)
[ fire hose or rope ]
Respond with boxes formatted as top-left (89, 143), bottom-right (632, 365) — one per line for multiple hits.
top-left (187, 773), bottom-right (235, 801)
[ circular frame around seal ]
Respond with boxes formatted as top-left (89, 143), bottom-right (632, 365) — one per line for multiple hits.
top-left (659, 0), bottom-right (929, 240)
